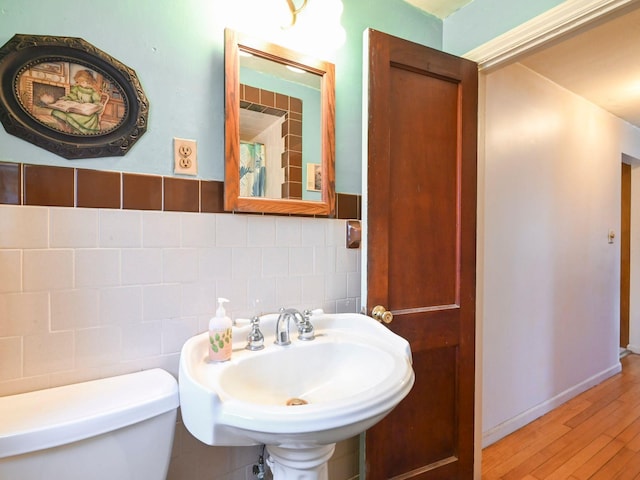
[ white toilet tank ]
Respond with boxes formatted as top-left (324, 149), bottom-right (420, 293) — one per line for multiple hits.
top-left (0, 368), bottom-right (179, 480)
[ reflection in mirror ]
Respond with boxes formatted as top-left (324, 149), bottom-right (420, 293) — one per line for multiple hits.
top-left (225, 29), bottom-right (335, 216)
top-left (239, 69), bottom-right (319, 200)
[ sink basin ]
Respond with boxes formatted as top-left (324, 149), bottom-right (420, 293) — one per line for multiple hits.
top-left (219, 341), bottom-right (392, 407)
top-left (179, 312), bottom-right (414, 448)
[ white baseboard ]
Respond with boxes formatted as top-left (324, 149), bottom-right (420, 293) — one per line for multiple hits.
top-left (627, 344), bottom-right (640, 354)
top-left (482, 362), bottom-right (622, 448)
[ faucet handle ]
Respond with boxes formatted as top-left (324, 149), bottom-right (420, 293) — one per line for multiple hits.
top-left (297, 310), bottom-right (315, 341)
top-left (246, 316), bottom-right (265, 351)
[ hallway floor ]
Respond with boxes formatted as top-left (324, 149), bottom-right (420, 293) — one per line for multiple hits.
top-left (482, 354), bottom-right (640, 479)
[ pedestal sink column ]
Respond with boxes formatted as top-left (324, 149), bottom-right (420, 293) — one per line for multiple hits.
top-left (266, 444), bottom-right (336, 480)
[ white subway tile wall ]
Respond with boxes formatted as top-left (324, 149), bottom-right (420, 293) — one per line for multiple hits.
top-left (0, 206), bottom-right (48, 249)
top-left (101, 209), bottom-right (143, 247)
top-left (50, 208), bottom-right (98, 248)
top-left (0, 250), bottom-right (22, 293)
top-left (0, 204), bottom-right (361, 480)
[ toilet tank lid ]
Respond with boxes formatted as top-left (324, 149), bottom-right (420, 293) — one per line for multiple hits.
top-left (0, 368), bottom-right (179, 459)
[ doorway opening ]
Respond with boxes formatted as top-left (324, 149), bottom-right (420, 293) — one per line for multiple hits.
top-left (621, 160), bottom-right (630, 356)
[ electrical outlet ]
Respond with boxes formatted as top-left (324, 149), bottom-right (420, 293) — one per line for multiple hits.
top-left (174, 138), bottom-right (197, 175)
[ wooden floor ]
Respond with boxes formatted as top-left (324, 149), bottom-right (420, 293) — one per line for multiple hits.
top-left (482, 353), bottom-right (640, 479)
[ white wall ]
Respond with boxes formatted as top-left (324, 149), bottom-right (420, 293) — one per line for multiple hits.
top-left (481, 62), bottom-right (640, 446)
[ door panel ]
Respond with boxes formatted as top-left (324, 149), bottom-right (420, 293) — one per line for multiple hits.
top-left (388, 65), bottom-right (459, 309)
top-left (364, 29), bottom-right (477, 479)
top-left (374, 345), bottom-right (458, 476)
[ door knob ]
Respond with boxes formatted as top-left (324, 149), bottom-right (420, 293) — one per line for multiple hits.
top-left (371, 305), bottom-right (393, 324)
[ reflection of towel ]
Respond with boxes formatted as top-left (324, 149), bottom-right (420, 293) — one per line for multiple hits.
top-left (252, 144), bottom-right (266, 197)
top-left (240, 142), bottom-right (266, 197)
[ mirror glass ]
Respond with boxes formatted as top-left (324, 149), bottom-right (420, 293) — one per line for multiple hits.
top-left (225, 29), bottom-right (335, 216)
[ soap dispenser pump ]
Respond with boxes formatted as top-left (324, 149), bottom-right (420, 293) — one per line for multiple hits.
top-left (208, 298), bottom-right (232, 362)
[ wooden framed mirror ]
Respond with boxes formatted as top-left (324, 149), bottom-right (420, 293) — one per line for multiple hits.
top-left (224, 29), bottom-right (335, 216)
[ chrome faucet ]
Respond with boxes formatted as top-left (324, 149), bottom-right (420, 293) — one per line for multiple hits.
top-left (274, 308), bottom-right (315, 346)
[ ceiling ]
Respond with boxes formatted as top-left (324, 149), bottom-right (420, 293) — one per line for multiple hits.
top-left (403, 0), bottom-right (473, 18)
top-left (518, 4), bottom-right (640, 128)
top-left (403, 0), bottom-right (640, 129)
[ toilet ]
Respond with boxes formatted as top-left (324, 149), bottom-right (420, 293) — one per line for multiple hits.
top-left (0, 368), bottom-right (179, 480)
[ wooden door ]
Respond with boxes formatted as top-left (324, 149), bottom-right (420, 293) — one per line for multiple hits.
top-left (363, 30), bottom-right (478, 479)
top-left (621, 162), bottom-right (631, 348)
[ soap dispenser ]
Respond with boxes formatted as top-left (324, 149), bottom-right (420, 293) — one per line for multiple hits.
top-left (208, 298), bottom-right (232, 362)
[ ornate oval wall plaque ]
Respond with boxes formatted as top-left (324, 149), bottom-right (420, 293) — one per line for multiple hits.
top-left (0, 34), bottom-right (149, 159)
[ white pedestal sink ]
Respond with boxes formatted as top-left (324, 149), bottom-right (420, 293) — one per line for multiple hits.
top-left (178, 312), bottom-right (414, 479)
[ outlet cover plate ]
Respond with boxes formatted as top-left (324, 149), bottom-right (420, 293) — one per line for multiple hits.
top-left (174, 138), bottom-right (197, 175)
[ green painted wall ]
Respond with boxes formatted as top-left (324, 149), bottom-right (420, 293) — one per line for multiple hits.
top-left (0, 0), bottom-right (441, 194)
top-left (337, 0), bottom-right (441, 193)
top-left (0, 0), bottom-right (225, 178)
top-left (443, 0), bottom-right (566, 55)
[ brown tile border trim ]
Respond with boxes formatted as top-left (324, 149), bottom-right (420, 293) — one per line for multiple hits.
top-left (164, 177), bottom-right (199, 213)
top-left (336, 193), bottom-right (360, 220)
top-left (23, 164), bottom-right (74, 207)
top-left (123, 173), bottom-right (163, 211)
top-left (0, 162), bottom-right (361, 219)
top-left (0, 162), bottom-right (21, 205)
top-left (77, 169), bottom-right (121, 209)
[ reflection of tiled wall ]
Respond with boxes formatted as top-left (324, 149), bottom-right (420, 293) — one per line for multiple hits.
top-left (0, 160), bottom-right (361, 480)
top-left (0, 162), bottom-right (361, 219)
top-left (240, 84), bottom-right (303, 199)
